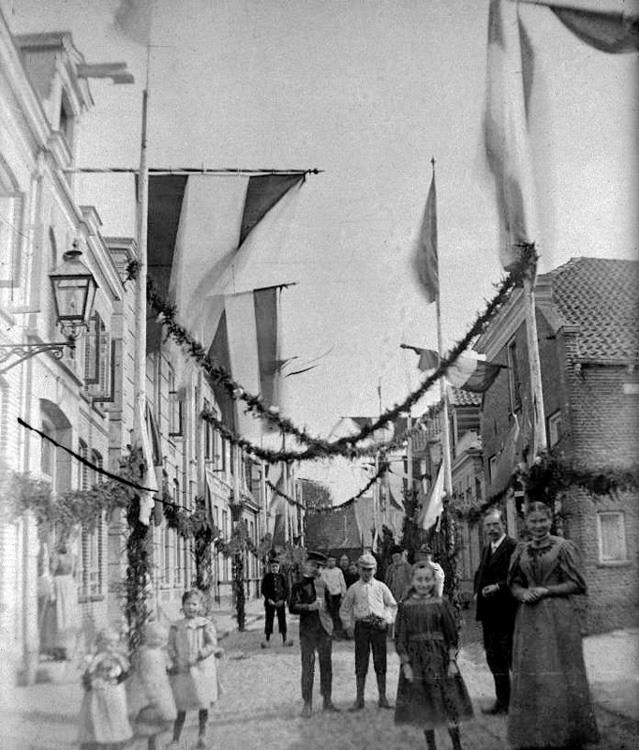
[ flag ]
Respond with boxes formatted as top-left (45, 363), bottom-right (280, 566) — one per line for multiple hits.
top-left (552, 5), bottom-right (639, 53)
top-left (483, 0), bottom-right (538, 270)
top-left (134, 401), bottom-right (159, 525)
top-left (412, 171), bottom-right (438, 303)
top-left (517, 0), bottom-right (639, 53)
top-left (267, 463), bottom-right (287, 548)
top-left (147, 172), bottom-right (304, 351)
top-left (208, 286), bottom-right (282, 440)
top-left (418, 463), bottom-right (444, 531)
top-left (403, 345), bottom-right (505, 393)
top-left (488, 415), bottom-right (521, 497)
top-left (113, 0), bottom-right (152, 45)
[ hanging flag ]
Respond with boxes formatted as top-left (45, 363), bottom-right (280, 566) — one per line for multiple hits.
top-left (133, 402), bottom-right (159, 525)
top-left (208, 286), bottom-right (283, 439)
top-left (483, 0), bottom-right (538, 270)
top-left (418, 463), bottom-right (445, 531)
top-left (402, 344), bottom-right (506, 393)
top-left (147, 172), bottom-right (304, 350)
top-left (267, 463), bottom-right (287, 548)
top-left (412, 170), bottom-right (438, 304)
top-left (488, 415), bottom-right (521, 498)
top-left (517, 0), bottom-right (639, 53)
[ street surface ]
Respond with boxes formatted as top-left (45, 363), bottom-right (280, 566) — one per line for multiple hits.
top-left (2, 613), bottom-right (637, 750)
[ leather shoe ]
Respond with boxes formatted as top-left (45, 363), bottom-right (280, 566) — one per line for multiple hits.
top-left (378, 696), bottom-right (393, 709)
top-left (300, 702), bottom-right (312, 719)
top-left (348, 700), bottom-right (365, 712)
top-left (323, 700), bottom-right (341, 712)
top-left (481, 703), bottom-right (508, 715)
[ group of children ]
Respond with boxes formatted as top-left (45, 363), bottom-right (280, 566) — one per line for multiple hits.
top-left (78, 590), bottom-right (223, 750)
top-left (79, 561), bottom-right (472, 750)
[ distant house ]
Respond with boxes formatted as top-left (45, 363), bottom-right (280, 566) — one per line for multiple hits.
top-left (476, 257), bottom-right (639, 633)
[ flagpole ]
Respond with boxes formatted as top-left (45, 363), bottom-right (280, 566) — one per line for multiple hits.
top-left (523, 253), bottom-right (547, 455)
top-left (133, 47), bottom-right (150, 444)
top-left (431, 158), bottom-right (453, 494)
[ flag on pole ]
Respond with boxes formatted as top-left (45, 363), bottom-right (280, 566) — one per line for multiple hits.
top-left (147, 172), bottom-right (304, 351)
top-left (209, 286), bottom-right (283, 440)
top-left (418, 463), bottom-right (445, 531)
top-left (483, 0), bottom-right (538, 270)
top-left (488, 415), bottom-right (521, 497)
top-left (113, 0), bottom-right (152, 44)
top-left (412, 170), bottom-right (438, 303)
top-left (134, 401), bottom-right (159, 525)
top-left (402, 345), bottom-right (506, 393)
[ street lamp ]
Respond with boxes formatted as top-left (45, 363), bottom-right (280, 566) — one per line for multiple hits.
top-left (0, 241), bottom-right (98, 374)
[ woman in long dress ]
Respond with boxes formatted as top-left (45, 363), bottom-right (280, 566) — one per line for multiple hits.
top-left (507, 501), bottom-right (599, 749)
top-left (41, 542), bottom-right (81, 660)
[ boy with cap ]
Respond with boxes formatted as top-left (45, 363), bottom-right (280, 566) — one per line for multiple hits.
top-left (260, 559), bottom-right (292, 648)
top-left (339, 553), bottom-right (397, 710)
top-left (289, 551), bottom-right (339, 718)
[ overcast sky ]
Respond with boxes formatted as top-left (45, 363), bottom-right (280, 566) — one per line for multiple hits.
top-left (5, 1), bottom-right (636, 490)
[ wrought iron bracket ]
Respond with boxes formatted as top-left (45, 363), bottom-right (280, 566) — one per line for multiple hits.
top-left (0, 340), bottom-right (74, 375)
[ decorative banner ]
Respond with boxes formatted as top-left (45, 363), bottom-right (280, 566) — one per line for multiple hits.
top-left (413, 169), bottom-right (438, 304)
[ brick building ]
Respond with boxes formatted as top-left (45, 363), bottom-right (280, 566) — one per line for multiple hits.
top-left (476, 257), bottom-right (639, 633)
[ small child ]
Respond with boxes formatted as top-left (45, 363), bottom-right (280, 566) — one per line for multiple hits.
top-left (167, 590), bottom-right (224, 749)
top-left (394, 561), bottom-right (474, 750)
top-left (77, 627), bottom-right (133, 750)
top-left (127, 622), bottom-right (177, 750)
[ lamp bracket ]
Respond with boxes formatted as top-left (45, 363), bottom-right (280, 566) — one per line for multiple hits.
top-left (0, 340), bottom-right (74, 375)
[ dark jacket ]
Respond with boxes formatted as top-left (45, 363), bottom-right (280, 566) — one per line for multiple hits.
top-left (474, 536), bottom-right (518, 623)
top-left (261, 572), bottom-right (289, 604)
top-left (289, 575), bottom-right (333, 636)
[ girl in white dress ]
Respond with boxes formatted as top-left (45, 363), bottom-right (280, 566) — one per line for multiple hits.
top-left (77, 628), bottom-right (133, 750)
top-left (167, 590), bottom-right (224, 749)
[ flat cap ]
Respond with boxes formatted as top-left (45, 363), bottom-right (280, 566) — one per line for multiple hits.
top-left (357, 553), bottom-right (377, 569)
top-left (307, 550), bottom-right (328, 565)
top-left (390, 544), bottom-right (404, 555)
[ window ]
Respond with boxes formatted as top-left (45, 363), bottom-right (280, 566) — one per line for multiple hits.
top-left (0, 194), bottom-right (24, 289)
top-left (597, 512), bottom-right (628, 564)
top-left (78, 447), bottom-right (105, 598)
top-left (168, 368), bottom-right (183, 437)
top-left (547, 410), bottom-right (563, 448)
top-left (41, 419), bottom-right (55, 477)
top-left (84, 314), bottom-right (111, 397)
top-left (488, 455), bottom-right (497, 484)
top-left (507, 341), bottom-right (521, 412)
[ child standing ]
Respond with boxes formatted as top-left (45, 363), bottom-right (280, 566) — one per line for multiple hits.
top-left (77, 627), bottom-right (133, 750)
top-left (167, 590), bottom-right (224, 749)
top-left (127, 622), bottom-right (177, 750)
top-left (394, 561), bottom-right (473, 750)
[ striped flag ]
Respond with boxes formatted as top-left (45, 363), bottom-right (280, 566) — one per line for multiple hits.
top-left (402, 345), bottom-right (505, 393)
top-left (418, 463), bottom-right (445, 531)
top-left (483, 0), bottom-right (538, 270)
top-left (413, 171), bottom-right (439, 304)
top-left (147, 172), bottom-right (304, 351)
top-left (209, 286), bottom-right (283, 440)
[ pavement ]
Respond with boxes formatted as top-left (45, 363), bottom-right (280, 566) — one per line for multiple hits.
top-left (0, 598), bottom-right (637, 750)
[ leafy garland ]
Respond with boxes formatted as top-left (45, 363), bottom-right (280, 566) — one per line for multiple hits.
top-left (522, 454), bottom-right (639, 504)
top-left (148, 247), bottom-right (534, 461)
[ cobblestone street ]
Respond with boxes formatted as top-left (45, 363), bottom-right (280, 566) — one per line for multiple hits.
top-left (3, 611), bottom-right (637, 750)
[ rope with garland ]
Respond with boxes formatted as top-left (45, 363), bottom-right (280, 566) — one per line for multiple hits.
top-left (147, 246), bottom-right (535, 460)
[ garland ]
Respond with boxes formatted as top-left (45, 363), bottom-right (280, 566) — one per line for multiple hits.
top-left (148, 247), bottom-right (534, 461)
top-left (303, 457), bottom-right (391, 513)
top-left (522, 454), bottom-right (639, 504)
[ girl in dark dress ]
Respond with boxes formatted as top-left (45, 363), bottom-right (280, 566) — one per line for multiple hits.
top-left (394, 561), bottom-right (473, 750)
top-left (507, 501), bottom-right (599, 749)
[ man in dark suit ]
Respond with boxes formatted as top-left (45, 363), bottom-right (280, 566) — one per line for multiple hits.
top-left (289, 551), bottom-right (340, 718)
top-left (474, 509), bottom-right (518, 714)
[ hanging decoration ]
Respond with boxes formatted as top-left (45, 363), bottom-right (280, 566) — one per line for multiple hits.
top-left (148, 249), bottom-right (534, 461)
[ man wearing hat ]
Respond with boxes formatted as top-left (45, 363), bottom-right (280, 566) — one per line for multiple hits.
top-left (289, 551), bottom-right (339, 718)
top-left (384, 545), bottom-right (412, 603)
top-left (415, 544), bottom-right (445, 597)
top-left (260, 558), bottom-right (292, 648)
top-left (339, 553), bottom-right (397, 710)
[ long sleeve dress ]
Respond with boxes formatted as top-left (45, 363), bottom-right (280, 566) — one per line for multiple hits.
top-left (507, 536), bottom-right (599, 749)
top-left (168, 616), bottom-right (219, 711)
top-left (394, 595), bottom-right (474, 728)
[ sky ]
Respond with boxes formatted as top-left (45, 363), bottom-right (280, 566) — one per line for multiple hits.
top-left (5, 0), bottom-right (637, 493)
